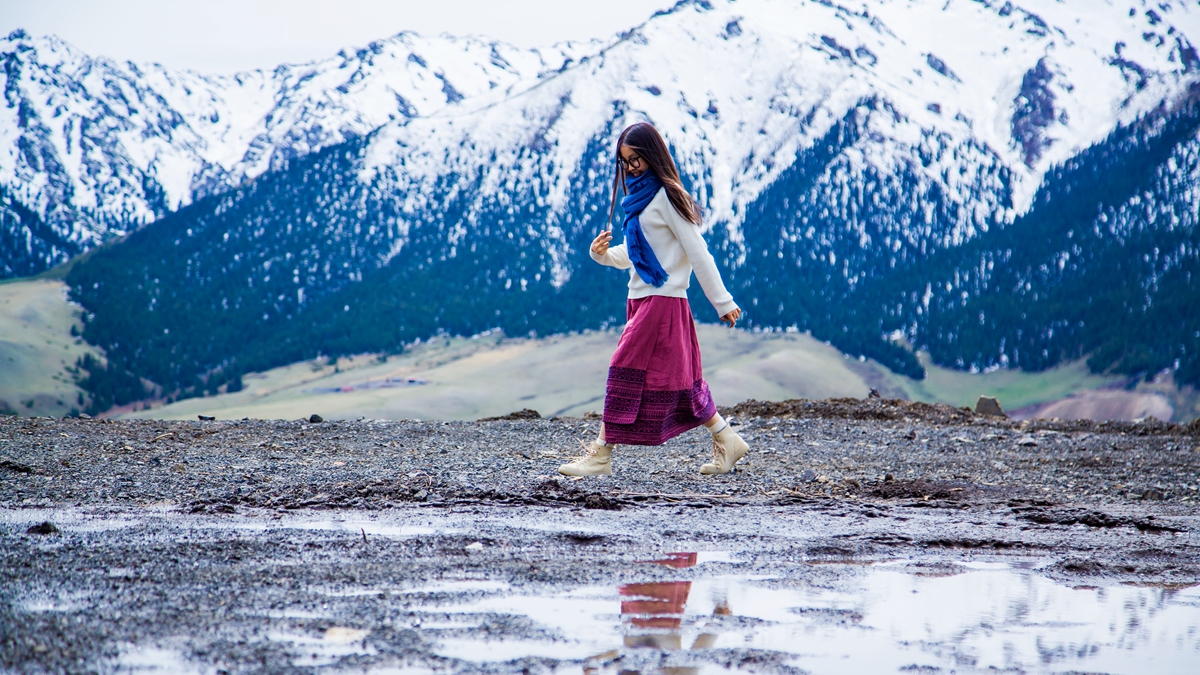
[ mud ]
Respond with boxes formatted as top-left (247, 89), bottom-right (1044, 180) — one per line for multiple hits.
top-left (2, 400), bottom-right (1200, 673)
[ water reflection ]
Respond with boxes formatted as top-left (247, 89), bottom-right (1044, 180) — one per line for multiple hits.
top-left (433, 555), bottom-right (1200, 675)
top-left (591, 553), bottom-right (728, 675)
top-left (598, 556), bottom-right (1198, 675)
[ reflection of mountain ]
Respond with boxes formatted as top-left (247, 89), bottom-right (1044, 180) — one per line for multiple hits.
top-left (583, 565), bottom-right (1199, 674)
top-left (5, 1), bottom-right (1200, 410)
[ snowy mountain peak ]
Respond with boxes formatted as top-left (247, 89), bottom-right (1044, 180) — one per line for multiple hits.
top-left (2, 0), bottom-right (1199, 279)
top-left (363, 0), bottom-right (1200, 261)
top-left (0, 27), bottom-right (604, 268)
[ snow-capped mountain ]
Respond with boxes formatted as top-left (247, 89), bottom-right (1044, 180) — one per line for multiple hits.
top-left (0, 27), bottom-right (598, 275)
top-left (5, 0), bottom-right (1198, 280)
top-left (366, 0), bottom-right (1198, 267)
top-left (14, 0), bottom-right (1200, 410)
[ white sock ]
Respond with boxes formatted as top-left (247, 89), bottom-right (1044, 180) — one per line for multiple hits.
top-left (705, 413), bottom-right (727, 436)
top-left (597, 423), bottom-right (614, 447)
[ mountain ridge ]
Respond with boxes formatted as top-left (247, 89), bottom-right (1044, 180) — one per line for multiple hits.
top-left (0, 26), bottom-right (602, 276)
top-left (5, 0), bottom-right (1200, 280)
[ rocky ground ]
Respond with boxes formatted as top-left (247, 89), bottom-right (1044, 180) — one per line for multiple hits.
top-left (2, 398), bottom-right (1199, 673)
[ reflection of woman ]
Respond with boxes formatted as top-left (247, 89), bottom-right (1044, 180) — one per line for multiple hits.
top-left (617, 553), bottom-right (729, 653)
top-left (559, 122), bottom-right (750, 477)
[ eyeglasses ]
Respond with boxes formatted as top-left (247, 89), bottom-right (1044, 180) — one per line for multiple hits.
top-left (617, 154), bottom-right (644, 171)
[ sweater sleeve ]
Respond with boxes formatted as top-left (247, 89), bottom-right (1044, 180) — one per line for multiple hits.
top-left (664, 205), bottom-right (739, 318)
top-left (590, 242), bottom-right (632, 269)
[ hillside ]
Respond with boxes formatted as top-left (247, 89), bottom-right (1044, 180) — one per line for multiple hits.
top-left (3, 277), bottom-right (1191, 422)
top-left (117, 325), bottom-right (1197, 423)
top-left (0, 278), bottom-right (97, 416)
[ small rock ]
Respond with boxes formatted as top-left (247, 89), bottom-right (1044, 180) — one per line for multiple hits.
top-left (1017, 435), bottom-right (1038, 447)
top-left (975, 395), bottom-right (1006, 417)
top-left (465, 541), bottom-right (485, 551)
top-left (868, 388), bottom-right (881, 399)
top-left (1141, 488), bottom-right (1166, 501)
top-left (412, 489), bottom-right (428, 501)
top-left (26, 521), bottom-right (58, 535)
top-left (800, 469), bottom-right (817, 483)
top-left (884, 473), bottom-right (895, 482)
top-left (309, 414), bottom-right (324, 424)
top-left (197, 415), bottom-right (215, 421)
top-left (0, 458), bottom-right (34, 474)
top-left (582, 410), bottom-right (602, 420)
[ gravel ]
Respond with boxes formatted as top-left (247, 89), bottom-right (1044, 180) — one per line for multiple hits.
top-left (2, 398), bottom-right (1198, 510)
top-left (3, 398), bottom-right (1199, 673)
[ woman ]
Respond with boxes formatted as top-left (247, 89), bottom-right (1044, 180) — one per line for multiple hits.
top-left (559, 122), bottom-right (750, 477)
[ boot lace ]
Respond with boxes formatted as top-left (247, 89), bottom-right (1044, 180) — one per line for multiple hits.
top-left (709, 437), bottom-right (728, 465)
top-left (567, 440), bottom-right (602, 465)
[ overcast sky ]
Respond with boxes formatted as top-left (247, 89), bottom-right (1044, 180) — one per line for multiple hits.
top-left (1, 0), bottom-right (676, 74)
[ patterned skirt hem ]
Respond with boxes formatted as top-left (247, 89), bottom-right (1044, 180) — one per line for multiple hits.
top-left (602, 377), bottom-right (716, 446)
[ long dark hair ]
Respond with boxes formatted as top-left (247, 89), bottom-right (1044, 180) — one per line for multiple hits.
top-left (608, 122), bottom-right (702, 226)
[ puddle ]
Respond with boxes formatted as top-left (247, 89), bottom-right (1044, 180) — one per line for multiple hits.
top-left (284, 518), bottom-right (448, 538)
top-left (9, 508), bottom-right (1200, 673)
top-left (116, 645), bottom-right (208, 674)
top-left (1, 507), bottom-right (453, 539)
top-left (268, 628), bottom-right (379, 667)
top-left (422, 555), bottom-right (1200, 675)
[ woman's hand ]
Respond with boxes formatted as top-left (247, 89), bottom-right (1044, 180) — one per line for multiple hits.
top-left (721, 307), bottom-right (741, 327)
top-left (591, 230), bottom-right (613, 257)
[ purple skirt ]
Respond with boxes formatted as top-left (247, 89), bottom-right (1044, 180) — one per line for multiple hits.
top-left (602, 296), bottom-right (716, 446)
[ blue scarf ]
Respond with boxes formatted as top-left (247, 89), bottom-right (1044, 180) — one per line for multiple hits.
top-left (621, 171), bottom-right (669, 287)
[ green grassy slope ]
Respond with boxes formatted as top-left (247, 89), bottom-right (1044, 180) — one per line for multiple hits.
top-left (3, 277), bottom-right (1185, 422)
top-left (0, 279), bottom-right (100, 416)
top-left (119, 326), bottom-right (885, 422)
top-left (119, 325), bottom-right (1186, 423)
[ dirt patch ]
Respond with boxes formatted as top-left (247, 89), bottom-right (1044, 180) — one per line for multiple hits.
top-left (725, 397), bottom-right (976, 425)
top-left (1012, 389), bottom-right (1174, 422)
top-left (1011, 505), bottom-right (1186, 533)
top-left (0, 457), bottom-right (34, 474)
top-left (480, 408), bottom-right (543, 421)
top-left (870, 479), bottom-right (977, 501)
top-left (724, 396), bottom-right (1200, 437)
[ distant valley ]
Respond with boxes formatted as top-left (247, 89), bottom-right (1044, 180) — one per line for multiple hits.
top-left (3, 276), bottom-right (1195, 422)
top-left (116, 320), bottom-right (1199, 423)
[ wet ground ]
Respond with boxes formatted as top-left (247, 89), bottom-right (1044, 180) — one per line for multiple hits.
top-left (3, 399), bottom-right (1200, 673)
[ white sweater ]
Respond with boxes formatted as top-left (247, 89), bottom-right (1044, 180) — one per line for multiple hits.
top-left (590, 188), bottom-right (739, 319)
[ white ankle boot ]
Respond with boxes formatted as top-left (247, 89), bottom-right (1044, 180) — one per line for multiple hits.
top-left (700, 425), bottom-right (749, 475)
top-left (558, 441), bottom-right (613, 476)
